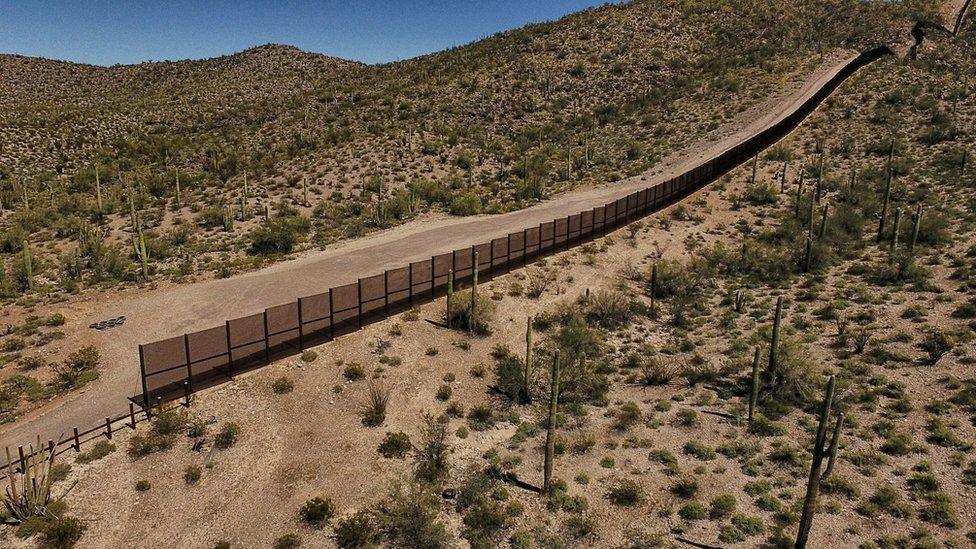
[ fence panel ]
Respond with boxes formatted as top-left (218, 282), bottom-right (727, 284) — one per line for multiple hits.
top-left (509, 231), bottom-right (526, 265)
top-left (361, 273), bottom-right (387, 323)
top-left (186, 326), bottom-right (229, 388)
top-left (540, 221), bottom-right (555, 255)
top-left (331, 282), bottom-right (360, 336)
top-left (228, 313), bottom-right (267, 371)
top-left (300, 292), bottom-right (331, 347)
top-left (266, 302), bottom-right (300, 359)
top-left (491, 237), bottom-right (509, 274)
top-left (410, 259), bottom-right (433, 304)
top-left (387, 267), bottom-right (411, 315)
top-left (554, 217), bottom-right (568, 249)
top-left (453, 248), bottom-right (473, 285)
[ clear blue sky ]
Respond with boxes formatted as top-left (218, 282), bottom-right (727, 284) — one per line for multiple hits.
top-left (0, 0), bottom-right (613, 66)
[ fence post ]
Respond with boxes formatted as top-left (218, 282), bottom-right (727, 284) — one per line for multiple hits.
top-left (408, 263), bottom-right (414, 307)
top-left (488, 241), bottom-right (494, 279)
top-left (73, 427), bottom-right (80, 452)
top-left (522, 229), bottom-right (529, 267)
top-left (138, 344), bottom-right (150, 410)
top-left (105, 417), bottom-right (113, 440)
top-left (129, 402), bottom-right (136, 429)
top-left (225, 320), bottom-right (235, 379)
top-left (297, 297), bottom-right (305, 351)
top-left (357, 278), bottom-right (363, 329)
top-left (328, 289), bottom-right (335, 340)
top-left (18, 446), bottom-right (25, 473)
top-left (506, 234), bottom-right (512, 270)
top-left (183, 381), bottom-right (191, 407)
top-left (383, 270), bottom-right (390, 317)
top-left (564, 215), bottom-right (571, 249)
top-left (263, 310), bottom-right (271, 363)
top-left (183, 333), bottom-right (193, 394)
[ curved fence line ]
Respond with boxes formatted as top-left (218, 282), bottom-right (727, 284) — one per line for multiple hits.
top-left (133, 46), bottom-right (893, 408)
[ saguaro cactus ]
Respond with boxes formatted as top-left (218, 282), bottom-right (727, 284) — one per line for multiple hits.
top-left (748, 345), bottom-right (761, 423)
top-left (302, 176), bottom-right (309, 206)
top-left (909, 205), bottom-right (923, 252)
top-left (175, 167), bottom-right (182, 207)
top-left (446, 269), bottom-right (454, 329)
top-left (818, 203), bottom-right (829, 240)
top-left (471, 252), bottom-right (479, 333)
top-left (138, 232), bottom-right (149, 280)
top-left (821, 412), bottom-right (844, 482)
top-left (795, 172), bottom-right (805, 217)
top-left (543, 350), bottom-right (561, 495)
top-left (22, 240), bottom-right (33, 291)
top-left (94, 164), bottom-right (103, 213)
top-left (781, 160), bottom-right (788, 193)
top-left (768, 296), bottom-right (784, 386)
top-left (524, 317), bottom-right (533, 403)
top-left (750, 154), bottom-right (758, 184)
top-left (795, 375), bottom-right (837, 549)
top-left (890, 208), bottom-right (902, 253)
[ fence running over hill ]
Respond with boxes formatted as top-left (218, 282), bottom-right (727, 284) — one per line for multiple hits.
top-left (132, 46), bottom-right (893, 409)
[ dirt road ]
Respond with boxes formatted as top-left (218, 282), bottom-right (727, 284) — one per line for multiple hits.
top-left (0, 51), bottom-right (864, 452)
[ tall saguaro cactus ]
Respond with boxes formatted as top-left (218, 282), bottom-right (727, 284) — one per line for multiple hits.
top-left (768, 296), bottom-right (784, 387)
top-left (748, 345), bottom-right (761, 423)
top-left (446, 269), bottom-right (454, 329)
top-left (471, 252), bottom-right (479, 333)
top-left (524, 316), bottom-right (533, 404)
top-left (543, 350), bottom-right (561, 495)
top-left (795, 375), bottom-right (837, 549)
top-left (890, 208), bottom-right (902, 253)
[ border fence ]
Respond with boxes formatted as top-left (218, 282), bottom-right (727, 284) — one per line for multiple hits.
top-left (133, 46), bottom-right (892, 409)
top-left (1, 45), bottom-right (897, 480)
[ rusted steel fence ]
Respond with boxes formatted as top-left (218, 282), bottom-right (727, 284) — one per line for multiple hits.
top-left (133, 46), bottom-right (891, 408)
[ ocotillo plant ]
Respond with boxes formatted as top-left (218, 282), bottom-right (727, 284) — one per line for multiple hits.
top-left (748, 345), bottom-right (761, 423)
top-left (909, 205), bottom-right (923, 252)
top-left (471, 252), bottom-right (479, 333)
top-left (524, 316), bottom-right (533, 404)
top-left (795, 375), bottom-right (836, 549)
top-left (543, 350), bottom-right (561, 495)
top-left (768, 296), bottom-right (784, 387)
top-left (446, 269), bottom-right (454, 329)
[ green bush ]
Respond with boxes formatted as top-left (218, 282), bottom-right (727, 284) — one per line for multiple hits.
top-left (183, 465), bottom-right (202, 485)
top-left (40, 515), bottom-right (85, 548)
top-left (273, 534), bottom-right (301, 549)
top-left (447, 289), bottom-right (495, 335)
top-left (76, 440), bottom-right (115, 464)
top-left (678, 501), bottom-right (707, 520)
top-left (335, 510), bottom-right (377, 548)
top-left (299, 496), bottom-right (335, 527)
top-left (449, 193), bottom-right (482, 216)
top-left (248, 216), bottom-right (310, 255)
top-left (272, 376), bottom-right (294, 394)
top-left (377, 431), bottom-right (412, 459)
top-left (379, 480), bottom-right (449, 548)
top-left (607, 478), bottom-right (642, 506)
top-left (214, 423), bottom-right (240, 449)
top-left (710, 494), bottom-right (736, 519)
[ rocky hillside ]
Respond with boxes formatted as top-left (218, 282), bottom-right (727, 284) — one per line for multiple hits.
top-left (0, 0), bottom-right (940, 301)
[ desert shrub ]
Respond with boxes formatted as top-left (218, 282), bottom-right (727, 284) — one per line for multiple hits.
top-left (127, 408), bottom-right (187, 458)
top-left (638, 356), bottom-right (676, 386)
top-left (447, 289), bottom-right (496, 335)
top-left (763, 336), bottom-right (823, 408)
top-left (671, 477), bottom-right (699, 499)
top-left (710, 494), bottom-right (737, 519)
top-left (918, 329), bottom-right (953, 365)
top-left (435, 385), bottom-right (452, 401)
top-left (214, 423), bottom-right (240, 449)
top-left (467, 404), bottom-right (495, 431)
top-left (414, 413), bottom-right (449, 482)
top-left (378, 431), bottom-right (411, 459)
top-left (679, 501), bottom-right (708, 520)
top-left (612, 402), bottom-right (642, 431)
top-left (731, 514), bottom-right (764, 536)
top-left (583, 290), bottom-right (633, 329)
top-left (343, 363), bottom-right (365, 381)
top-left (248, 216), bottom-right (310, 255)
top-left (494, 349), bottom-right (528, 403)
top-left (52, 346), bottom-right (100, 390)
top-left (525, 268), bottom-right (557, 298)
top-left (449, 193), bottom-right (482, 216)
top-left (918, 493), bottom-right (957, 527)
top-left (40, 515), bottom-right (85, 548)
top-left (135, 480), bottom-right (151, 492)
top-left (273, 534), bottom-right (301, 549)
top-left (743, 181), bottom-right (779, 206)
top-left (300, 350), bottom-right (318, 362)
top-left (299, 496), bottom-right (335, 528)
top-left (683, 441), bottom-right (717, 461)
top-left (361, 383), bottom-right (390, 427)
top-left (272, 376), bottom-right (294, 394)
top-left (607, 478), bottom-right (642, 506)
top-left (183, 465), bottom-right (202, 485)
top-left (335, 510), bottom-right (377, 548)
top-left (379, 480), bottom-right (449, 548)
top-left (72, 439), bottom-right (114, 465)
